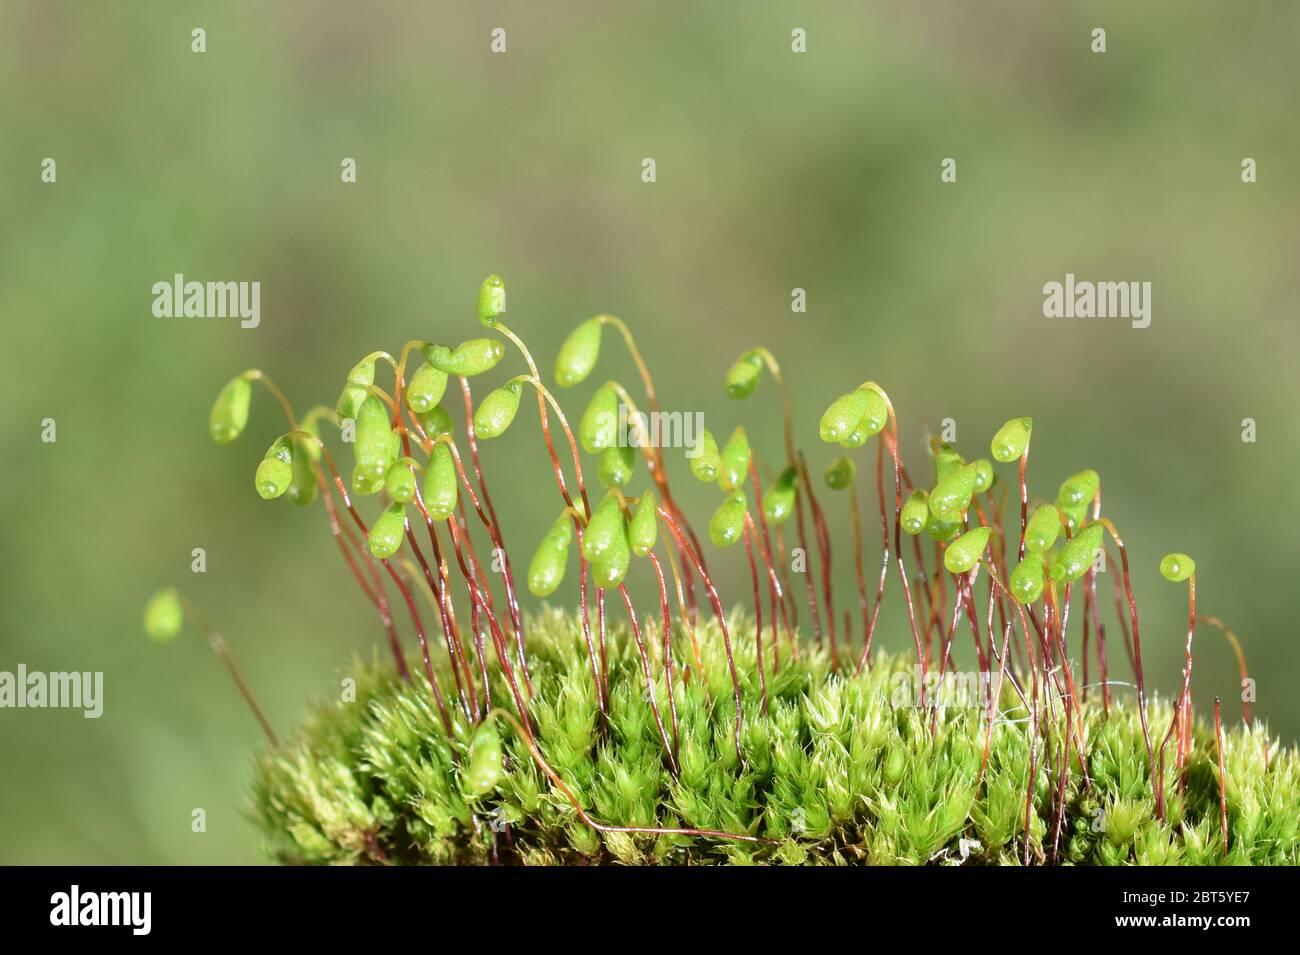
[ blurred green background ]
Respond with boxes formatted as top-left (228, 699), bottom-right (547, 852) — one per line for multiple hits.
top-left (2, 2), bottom-right (1297, 863)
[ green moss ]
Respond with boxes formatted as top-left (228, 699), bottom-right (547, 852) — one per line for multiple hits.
top-left (252, 610), bottom-right (1297, 865)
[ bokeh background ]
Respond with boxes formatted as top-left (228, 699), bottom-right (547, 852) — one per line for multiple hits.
top-left (2, 1), bottom-right (1297, 863)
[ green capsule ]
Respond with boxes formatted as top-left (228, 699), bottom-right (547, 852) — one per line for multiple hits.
top-left (368, 502), bottom-right (407, 559)
top-left (629, 491), bottom-right (658, 557)
top-left (855, 387), bottom-right (889, 439)
top-left (144, 588), bottom-right (184, 643)
top-left (724, 350), bottom-right (764, 400)
top-left (473, 380), bottom-right (523, 439)
top-left (598, 444), bottom-right (635, 488)
top-left (838, 425), bottom-right (870, 449)
top-left (385, 460), bottom-right (417, 504)
top-left (424, 339), bottom-right (506, 378)
top-left (929, 463), bottom-right (978, 519)
top-left (719, 427), bottom-right (751, 492)
top-left (926, 513), bottom-right (961, 542)
top-left (1050, 523), bottom-right (1104, 583)
top-left (819, 387), bottom-right (886, 444)
top-left (417, 404), bottom-right (454, 439)
top-left (336, 357), bottom-right (377, 420)
top-left (763, 467), bottom-right (798, 525)
top-left (581, 493), bottom-right (626, 563)
top-left (477, 274), bottom-right (506, 328)
top-left (287, 431), bottom-right (319, 507)
top-left (255, 456), bottom-right (292, 500)
top-left (944, 526), bottom-right (991, 575)
top-left (591, 533), bottom-right (632, 590)
top-left (824, 456), bottom-right (855, 490)
top-left (933, 444), bottom-right (964, 484)
top-left (422, 443), bottom-right (458, 521)
top-left (1160, 552), bottom-right (1196, 583)
top-left (579, 384), bottom-right (620, 453)
top-left (819, 390), bottom-right (870, 444)
top-left (1009, 557), bottom-right (1045, 604)
top-left (1059, 499), bottom-right (1087, 532)
top-left (689, 429), bottom-right (721, 483)
top-left (1025, 505), bottom-right (1061, 554)
top-left (971, 458), bottom-right (994, 494)
top-left (555, 318), bottom-right (603, 388)
top-left (406, 363), bottom-right (449, 414)
top-left (991, 417), bottom-right (1033, 463)
top-left (528, 519), bottom-right (571, 598)
top-left (209, 375), bottom-right (252, 444)
top-left (352, 464), bottom-right (384, 496)
top-left (463, 720), bottom-right (504, 796)
top-left (709, 491), bottom-right (748, 548)
top-left (355, 395), bottom-right (396, 482)
top-left (1058, 468), bottom-right (1100, 509)
top-left (255, 436), bottom-right (294, 500)
top-left (901, 490), bottom-right (930, 535)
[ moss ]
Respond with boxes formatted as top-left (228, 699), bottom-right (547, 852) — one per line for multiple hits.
top-left (252, 610), bottom-right (1297, 866)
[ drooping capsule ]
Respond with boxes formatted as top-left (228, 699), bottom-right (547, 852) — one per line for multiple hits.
top-left (824, 456), bottom-right (855, 490)
top-left (1025, 504), bottom-right (1061, 554)
top-left (724, 350), bottom-right (764, 400)
top-left (336, 357), bottom-right (377, 420)
top-left (944, 526), bottom-right (991, 575)
top-left (579, 384), bottom-right (620, 453)
top-left (209, 375), bottom-right (252, 444)
top-left (1009, 557), bottom-right (1046, 605)
top-left (422, 443), bottom-right (458, 521)
top-left (719, 427), bottom-right (751, 492)
top-left (819, 387), bottom-right (886, 444)
top-left (1058, 469), bottom-right (1100, 509)
top-left (990, 417), bottom-right (1033, 463)
top-left (1050, 523), bottom-right (1104, 583)
top-left (528, 516), bottom-right (573, 598)
top-left (424, 339), bottom-right (506, 378)
top-left (1059, 500), bottom-right (1087, 532)
top-left (473, 380), bottom-right (524, 439)
top-left (929, 463), bottom-right (978, 520)
top-left (406, 363), bottom-right (449, 414)
top-left (819, 389), bottom-right (871, 444)
top-left (591, 532), bottom-right (632, 590)
top-left (933, 444), bottom-right (964, 484)
top-left (352, 464), bottom-right (384, 496)
top-left (709, 491), bottom-right (748, 548)
top-left (763, 467), bottom-right (798, 525)
top-left (463, 720), bottom-right (504, 796)
top-left (971, 458), bottom-right (994, 494)
top-left (477, 274), bottom-right (506, 328)
top-left (629, 491), bottom-right (658, 557)
top-left (384, 460), bottom-right (417, 503)
top-left (417, 404), bottom-right (454, 439)
top-left (598, 444), bottom-right (635, 488)
top-left (581, 493), bottom-right (626, 563)
top-left (368, 502), bottom-right (408, 559)
top-left (1159, 552), bottom-right (1196, 583)
top-left (286, 424), bottom-right (319, 507)
top-left (355, 394), bottom-right (397, 483)
top-left (144, 588), bottom-right (184, 642)
top-left (901, 490), bottom-right (930, 535)
top-left (255, 436), bottom-right (295, 500)
top-left (926, 513), bottom-right (961, 542)
top-left (688, 428), bottom-right (721, 483)
top-left (555, 317), bottom-right (603, 388)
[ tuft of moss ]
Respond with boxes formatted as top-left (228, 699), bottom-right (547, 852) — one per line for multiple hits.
top-left (252, 610), bottom-right (1297, 865)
